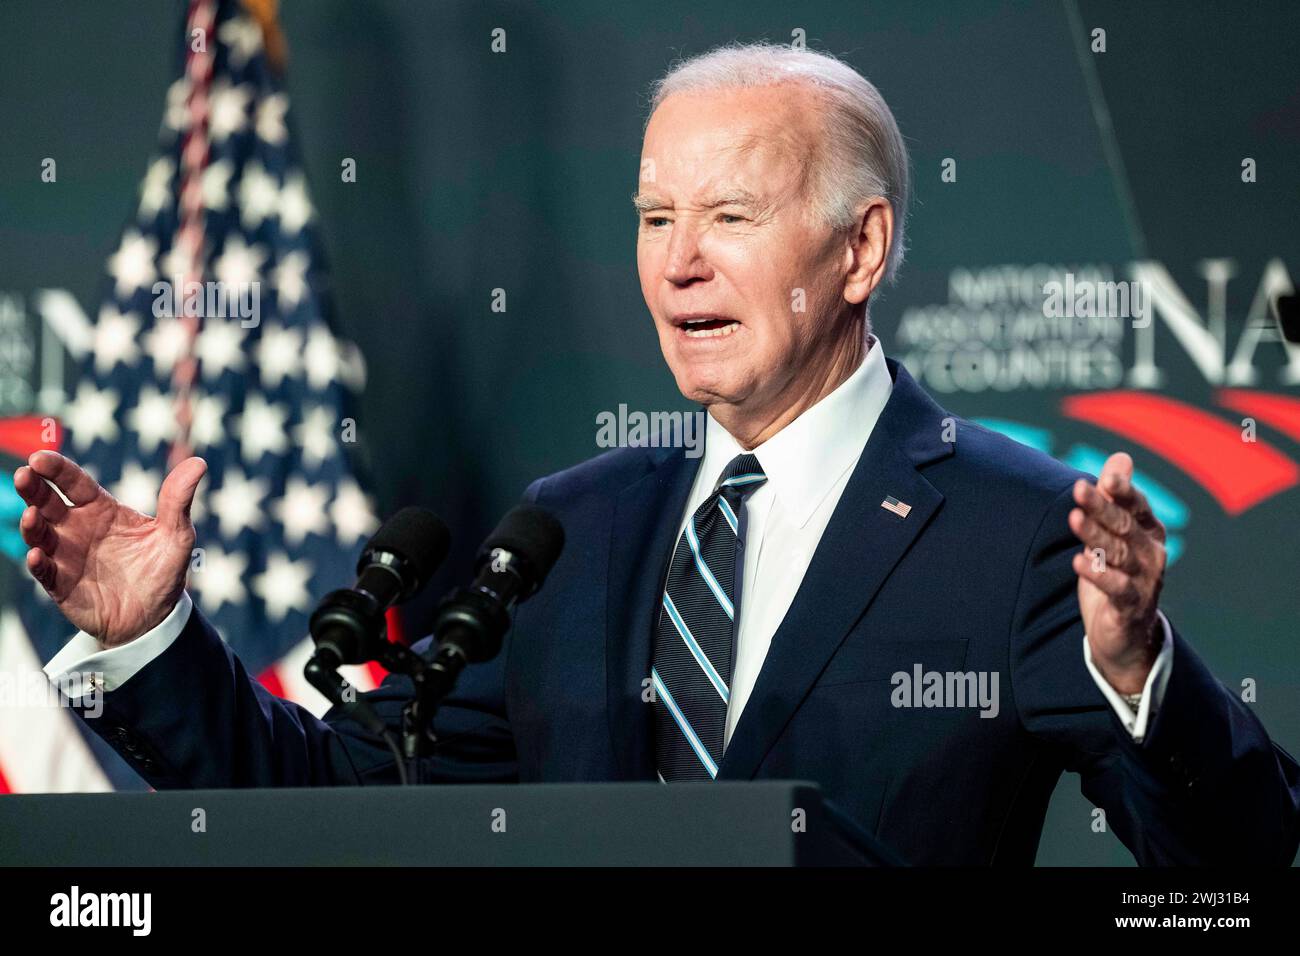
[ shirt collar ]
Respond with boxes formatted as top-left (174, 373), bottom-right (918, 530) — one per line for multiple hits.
top-left (698, 333), bottom-right (893, 528)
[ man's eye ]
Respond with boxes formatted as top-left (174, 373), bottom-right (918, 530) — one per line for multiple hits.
top-left (644, 217), bottom-right (670, 228)
top-left (719, 214), bottom-right (744, 224)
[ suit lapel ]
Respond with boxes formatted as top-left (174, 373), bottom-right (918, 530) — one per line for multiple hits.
top-left (718, 359), bottom-right (955, 780)
top-left (605, 447), bottom-right (700, 779)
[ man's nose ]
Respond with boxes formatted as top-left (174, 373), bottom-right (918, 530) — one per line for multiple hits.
top-left (662, 222), bottom-right (712, 285)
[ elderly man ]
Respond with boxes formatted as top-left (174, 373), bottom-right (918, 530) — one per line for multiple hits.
top-left (22, 43), bottom-right (1300, 864)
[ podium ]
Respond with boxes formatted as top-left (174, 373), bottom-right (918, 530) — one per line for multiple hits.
top-left (0, 780), bottom-right (901, 866)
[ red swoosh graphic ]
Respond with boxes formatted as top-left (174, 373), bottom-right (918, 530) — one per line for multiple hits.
top-left (0, 416), bottom-right (61, 459)
top-left (1215, 389), bottom-right (1300, 444)
top-left (1062, 392), bottom-right (1298, 514)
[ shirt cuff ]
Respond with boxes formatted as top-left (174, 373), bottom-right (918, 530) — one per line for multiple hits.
top-left (1082, 609), bottom-right (1175, 743)
top-left (42, 592), bottom-right (194, 696)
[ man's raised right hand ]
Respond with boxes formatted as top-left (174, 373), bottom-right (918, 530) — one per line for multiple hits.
top-left (13, 450), bottom-right (207, 648)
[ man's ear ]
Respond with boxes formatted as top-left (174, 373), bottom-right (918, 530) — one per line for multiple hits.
top-left (843, 198), bottom-right (893, 305)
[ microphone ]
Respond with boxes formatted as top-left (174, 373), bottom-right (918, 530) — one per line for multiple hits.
top-left (305, 507), bottom-right (450, 735)
top-left (422, 504), bottom-right (565, 703)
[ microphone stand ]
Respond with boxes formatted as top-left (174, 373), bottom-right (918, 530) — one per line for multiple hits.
top-left (305, 613), bottom-right (430, 787)
top-left (306, 605), bottom-right (468, 787)
top-left (398, 586), bottom-right (511, 785)
top-left (363, 639), bottom-right (430, 787)
top-left (400, 664), bottom-right (437, 787)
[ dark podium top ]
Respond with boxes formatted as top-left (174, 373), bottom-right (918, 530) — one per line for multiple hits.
top-left (0, 781), bottom-right (901, 866)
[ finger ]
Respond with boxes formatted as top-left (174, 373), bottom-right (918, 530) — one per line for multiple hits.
top-left (1068, 508), bottom-right (1140, 573)
top-left (1096, 452), bottom-right (1133, 503)
top-left (27, 451), bottom-right (103, 508)
top-left (13, 465), bottom-right (70, 522)
top-left (19, 505), bottom-right (59, 556)
top-left (1071, 552), bottom-right (1143, 609)
top-left (1101, 462), bottom-right (1163, 535)
top-left (26, 546), bottom-right (59, 596)
top-left (1073, 479), bottom-right (1137, 538)
top-left (156, 456), bottom-right (207, 531)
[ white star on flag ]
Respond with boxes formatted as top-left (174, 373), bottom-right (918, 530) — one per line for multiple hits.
top-left (330, 479), bottom-right (380, 546)
top-left (272, 476), bottom-right (332, 546)
top-left (303, 323), bottom-right (342, 391)
top-left (143, 316), bottom-right (189, 377)
top-left (196, 318), bottom-right (250, 380)
top-left (189, 545), bottom-right (249, 614)
top-left (251, 552), bottom-right (314, 622)
top-left (63, 382), bottom-right (121, 451)
top-left (255, 92), bottom-right (289, 145)
top-left (105, 230), bottom-right (158, 299)
top-left (189, 392), bottom-right (229, 451)
top-left (208, 80), bottom-right (253, 141)
top-left (200, 159), bottom-right (235, 212)
top-left (238, 160), bottom-right (281, 229)
top-left (236, 393), bottom-right (290, 462)
top-left (110, 463), bottom-right (162, 516)
top-left (91, 306), bottom-right (143, 374)
top-left (163, 77), bottom-right (192, 132)
top-left (218, 16), bottom-right (264, 69)
top-left (138, 157), bottom-right (175, 220)
top-left (278, 173), bottom-right (314, 234)
top-left (272, 251), bottom-right (309, 312)
top-left (212, 234), bottom-right (267, 290)
top-left (125, 384), bottom-right (177, 454)
top-left (293, 406), bottom-right (338, 469)
top-left (255, 323), bottom-right (303, 388)
top-left (159, 242), bottom-right (194, 287)
top-left (209, 467), bottom-right (268, 539)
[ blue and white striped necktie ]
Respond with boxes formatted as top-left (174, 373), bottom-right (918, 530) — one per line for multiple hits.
top-left (652, 453), bottom-right (767, 781)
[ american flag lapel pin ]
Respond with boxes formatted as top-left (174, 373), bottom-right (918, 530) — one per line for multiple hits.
top-left (881, 495), bottom-right (912, 518)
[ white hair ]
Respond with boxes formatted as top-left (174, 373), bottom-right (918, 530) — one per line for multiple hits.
top-left (646, 42), bottom-right (911, 285)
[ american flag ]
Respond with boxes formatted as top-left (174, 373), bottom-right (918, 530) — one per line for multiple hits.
top-left (0, 0), bottom-right (387, 793)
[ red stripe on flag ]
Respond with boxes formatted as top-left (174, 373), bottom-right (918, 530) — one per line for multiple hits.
top-left (1062, 392), bottom-right (1300, 515)
top-left (366, 606), bottom-right (406, 685)
top-left (1215, 389), bottom-right (1300, 444)
top-left (0, 758), bottom-right (11, 795)
top-left (384, 605), bottom-right (406, 645)
top-left (258, 666), bottom-right (287, 699)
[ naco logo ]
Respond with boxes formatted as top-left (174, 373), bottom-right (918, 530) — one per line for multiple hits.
top-left (896, 257), bottom-right (1298, 394)
top-left (903, 258), bottom-right (1300, 564)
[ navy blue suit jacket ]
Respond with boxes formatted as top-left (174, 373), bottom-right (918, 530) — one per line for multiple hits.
top-left (79, 358), bottom-right (1300, 865)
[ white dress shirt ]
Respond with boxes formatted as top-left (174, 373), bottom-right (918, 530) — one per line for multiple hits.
top-left (45, 335), bottom-right (1173, 744)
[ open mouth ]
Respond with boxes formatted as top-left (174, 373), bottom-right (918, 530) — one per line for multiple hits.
top-left (676, 315), bottom-right (741, 339)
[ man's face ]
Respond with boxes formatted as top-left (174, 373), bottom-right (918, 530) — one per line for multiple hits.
top-left (635, 84), bottom-right (852, 412)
